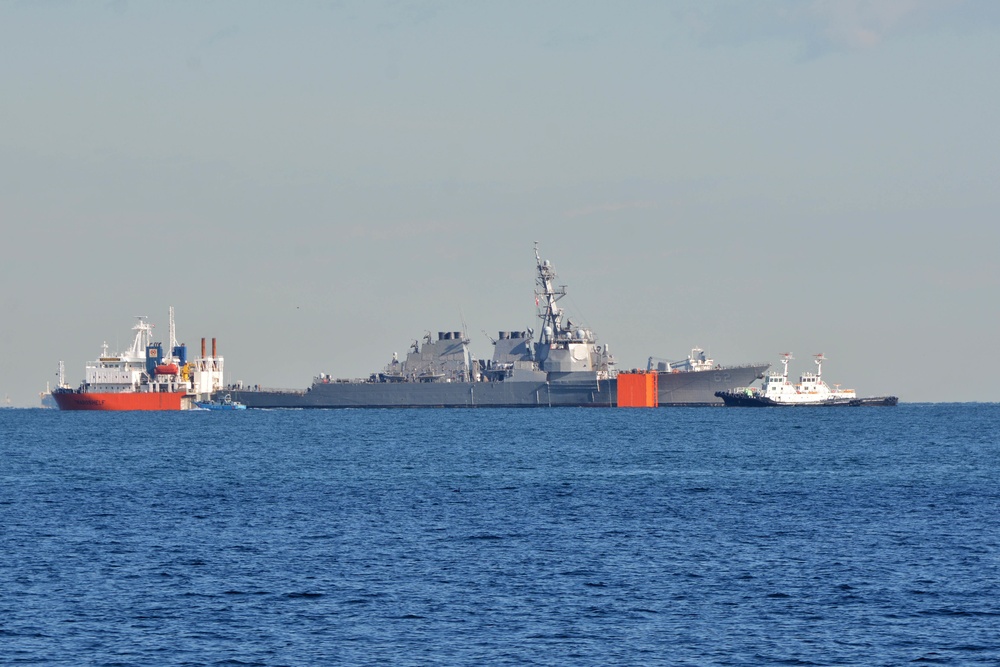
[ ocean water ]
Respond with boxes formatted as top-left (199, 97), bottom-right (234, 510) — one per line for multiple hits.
top-left (1, 405), bottom-right (998, 666)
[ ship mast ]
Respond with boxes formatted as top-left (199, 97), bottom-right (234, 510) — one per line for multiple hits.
top-left (169, 306), bottom-right (177, 354)
top-left (780, 353), bottom-right (793, 379)
top-left (534, 242), bottom-right (567, 346)
top-left (814, 353), bottom-right (825, 379)
top-left (128, 316), bottom-right (152, 357)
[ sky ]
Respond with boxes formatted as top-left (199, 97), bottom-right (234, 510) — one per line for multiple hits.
top-left (1, 0), bottom-right (998, 406)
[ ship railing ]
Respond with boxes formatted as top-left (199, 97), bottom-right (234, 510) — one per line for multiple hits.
top-left (227, 386), bottom-right (308, 394)
top-left (312, 376), bottom-right (373, 385)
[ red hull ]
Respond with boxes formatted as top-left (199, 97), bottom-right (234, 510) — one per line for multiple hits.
top-left (53, 391), bottom-right (186, 411)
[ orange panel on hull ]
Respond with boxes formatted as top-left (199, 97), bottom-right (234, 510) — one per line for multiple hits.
top-left (617, 372), bottom-right (658, 408)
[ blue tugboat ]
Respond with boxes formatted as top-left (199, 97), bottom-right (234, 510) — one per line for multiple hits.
top-left (195, 394), bottom-right (247, 410)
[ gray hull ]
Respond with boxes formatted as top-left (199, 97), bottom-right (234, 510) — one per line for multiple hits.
top-left (218, 363), bottom-right (768, 408)
top-left (225, 377), bottom-right (615, 409)
top-left (655, 364), bottom-right (769, 406)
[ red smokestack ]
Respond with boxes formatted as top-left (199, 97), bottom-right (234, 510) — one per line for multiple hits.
top-left (212, 338), bottom-right (217, 358)
top-left (201, 338), bottom-right (206, 359)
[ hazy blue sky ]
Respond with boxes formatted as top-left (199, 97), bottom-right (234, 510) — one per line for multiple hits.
top-left (2, 0), bottom-right (998, 406)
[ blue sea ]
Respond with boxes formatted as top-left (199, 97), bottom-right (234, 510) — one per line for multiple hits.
top-left (2, 405), bottom-right (998, 666)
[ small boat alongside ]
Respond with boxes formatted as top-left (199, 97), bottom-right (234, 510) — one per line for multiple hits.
top-left (195, 394), bottom-right (246, 410)
top-left (715, 353), bottom-right (897, 407)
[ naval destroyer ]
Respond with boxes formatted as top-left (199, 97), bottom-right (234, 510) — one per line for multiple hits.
top-left (218, 246), bottom-right (768, 408)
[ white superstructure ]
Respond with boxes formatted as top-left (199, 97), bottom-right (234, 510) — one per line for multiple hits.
top-left (84, 317), bottom-right (154, 392)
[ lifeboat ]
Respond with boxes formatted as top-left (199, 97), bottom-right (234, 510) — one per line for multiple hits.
top-left (155, 363), bottom-right (180, 376)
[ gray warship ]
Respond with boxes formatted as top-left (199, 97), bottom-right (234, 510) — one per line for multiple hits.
top-left (219, 246), bottom-right (768, 408)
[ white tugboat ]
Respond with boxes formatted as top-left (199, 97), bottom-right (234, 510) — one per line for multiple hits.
top-left (715, 353), bottom-right (897, 407)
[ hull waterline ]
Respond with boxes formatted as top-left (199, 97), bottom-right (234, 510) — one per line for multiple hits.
top-left (714, 391), bottom-right (898, 407)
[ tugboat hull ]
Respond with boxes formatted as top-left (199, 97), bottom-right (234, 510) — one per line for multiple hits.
top-left (715, 390), bottom-right (898, 407)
